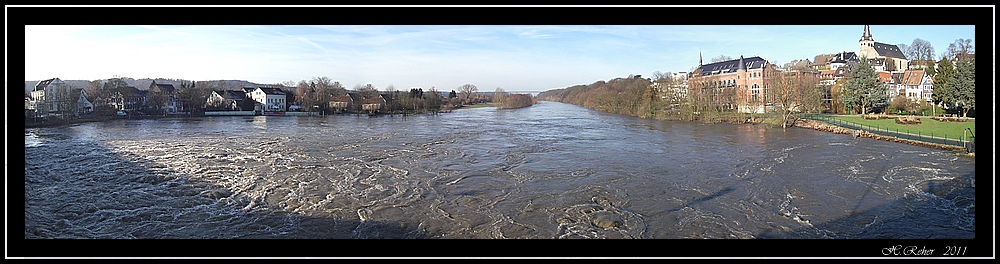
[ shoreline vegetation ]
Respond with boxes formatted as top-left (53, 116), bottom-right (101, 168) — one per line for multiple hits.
top-left (536, 76), bottom-right (974, 156)
top-left (23, 93), bottom-right (538, 129)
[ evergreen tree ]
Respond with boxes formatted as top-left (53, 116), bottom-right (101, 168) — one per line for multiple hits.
top-left (947, 58), bottom-right (975, 118)
top-left (932, 57), bottom-right (956, 108)
top-left (839, 58), bottom-right (887, 115)
top-left (923, 60), bottom-right (936, 77)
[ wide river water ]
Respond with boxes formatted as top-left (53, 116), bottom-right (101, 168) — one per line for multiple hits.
top-left (23, 101), bottom-right (975, 241)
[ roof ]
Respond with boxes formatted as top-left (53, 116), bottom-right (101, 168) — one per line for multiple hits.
top-left (330, 95), bottom-right (352, 102)
top-left (891, 73), bottom-right (904, 84)
top-left (814, 55), bottom-right (833, 63)
top-left (901, 70), bottom-right (925, 86)
top-left (120, 86), bottom-right (146, 97)
top-left (697, 56), bottom-right (768, 76)
top-left (153, 83), bottom-right (175, 94)
top-left (347, 92), bottom-right (362, 102)
top-left (34, 78), bottom-right (58, 91)
top-left (363, 97), bottom-right (384, 104)
top-left (215, 90), bottom-right (247, 100)
top-left (877, 72), bottom-right (893, 83)
top-left (254, 87), bottom-right (286, 95)
top-left (872, 42), bottom-right (907, 60)
top-left (861, 25), bottom-right (873, 41)
top-left (830, 51), bottom-right (859, 64)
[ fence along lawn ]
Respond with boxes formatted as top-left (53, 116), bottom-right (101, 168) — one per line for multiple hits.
top-left (824, 115), bottom-right (976, 142)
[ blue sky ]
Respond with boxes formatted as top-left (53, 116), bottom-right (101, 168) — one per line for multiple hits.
top-left (24, 25), bottom-right (975, 92)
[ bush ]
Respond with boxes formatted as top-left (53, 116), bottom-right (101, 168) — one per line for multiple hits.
top-left (895, 116), bottom-right (922, 125)
top-left (864, 113), bottom-right (889, 120)
top-left (931, 116), bottom-right (970, 122)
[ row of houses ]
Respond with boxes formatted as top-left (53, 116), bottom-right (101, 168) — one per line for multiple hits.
top-left (25, 78), bottom-right (94, 118)
top-left (206, 86), bottom-right (391, 114)
top-left (653, 25), bottom-right (945, 114)
top-left (207, 87), bottom-right (289, 112)
top-left (26, 76), bottom-right (460, 119)
top-left (25, 78), bottom-right (189, 119)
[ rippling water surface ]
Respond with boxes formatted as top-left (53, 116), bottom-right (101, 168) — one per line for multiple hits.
top-left (23, 101), bottom-right (975, 239)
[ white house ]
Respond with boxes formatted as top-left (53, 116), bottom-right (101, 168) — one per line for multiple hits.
top-left (207, 90), bottom-right (249, 111)
top-left (900, 70), bottom-right (934, 103)
top-left (247, 87), bottom-right (287, 112)
top-left (28, 78), bottom-right (92, 118)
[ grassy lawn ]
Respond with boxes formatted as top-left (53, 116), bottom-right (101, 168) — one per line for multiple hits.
top-left (821, 114), bottom-right (976, 141)
top-left (459, 103), bottom-right (495, 109)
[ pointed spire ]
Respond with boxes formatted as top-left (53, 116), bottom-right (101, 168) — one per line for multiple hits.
top-left (738, 55), bottom-right (746, 71)
top-left (699, 49), bottom-right (703, 66)
top-left (861, 25), bottom-right (873, 41)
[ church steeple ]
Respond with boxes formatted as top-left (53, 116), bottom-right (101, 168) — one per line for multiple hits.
top-left (699, 50), bottom-right (703, 66)
top-left (859, 25), bottom-right (876, 59)
top-left (861, 25), bottom-right (873, 41)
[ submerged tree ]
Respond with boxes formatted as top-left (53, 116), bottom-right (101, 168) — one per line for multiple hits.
top-left (494, 87), bottom-right (507, 108)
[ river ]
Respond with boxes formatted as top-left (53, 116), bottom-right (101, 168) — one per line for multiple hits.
top-left (23, 101), bottom-right (975, 244)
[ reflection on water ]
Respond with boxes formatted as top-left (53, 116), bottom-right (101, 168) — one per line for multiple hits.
top-left (24, 101), bottom-right (975, 240)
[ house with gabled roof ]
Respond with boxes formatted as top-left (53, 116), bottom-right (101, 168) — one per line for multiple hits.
top-left (900, 70), bottom-right (934, 103)
top-left (28, 77), bottom-right (93, 118)
top-left (148, 80), bottom-right (182, 114)
top-left (247, 86), bottom-right (287, 112)
top-left (362, 95), bottom-right (386, 113)
top-left (829, 51), bottom-right (859, 71)
top-left (207, 90), bottom-right (250, 111)
top-left (329, 93), bottom-right (353, 112)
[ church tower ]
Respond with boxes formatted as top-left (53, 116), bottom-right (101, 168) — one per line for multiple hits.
top-left (859, 25), bottom-right (877, 59)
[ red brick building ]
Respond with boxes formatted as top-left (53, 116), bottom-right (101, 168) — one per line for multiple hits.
top-left (688, 55), bottom-right (775, 113)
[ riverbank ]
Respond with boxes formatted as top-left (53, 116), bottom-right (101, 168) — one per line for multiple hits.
top-left (649, 113), bottom-right (972, 155)
top-left (23, 114), bottom-right (200, 128)
top-left (792, 118), bottom-right (970, 154)
top-left (648, 110), bottom-right (972, 155)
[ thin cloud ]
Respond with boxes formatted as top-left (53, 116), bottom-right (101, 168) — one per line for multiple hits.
top-left (297, 36), bottom-right (328, 53)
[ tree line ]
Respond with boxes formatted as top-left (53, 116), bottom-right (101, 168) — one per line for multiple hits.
top-left (538, 71), bottom-right (823, 128)
top-left (538, 75), bottom-right (657, 118)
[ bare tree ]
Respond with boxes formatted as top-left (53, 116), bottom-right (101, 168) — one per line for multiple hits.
top-left (909, 38), bottom-right (935, 61)
top-left (84, 80), bottom-right (103, 103)
top-left (329, 81), bottom-right (347, 96)
top-left (296, 80), bottom-right (315, 111)
top-left (146, 86), bottom-right (169, 115)
top-left (767, 70), bottom-right (819, 129)
top-left (383, 84), bottom-right (399, 114)
top-left (494, 87), bottom-right (507, 108)
top-left (945, 38), bottom-right (974, 59)
top-left (458, 83), bottom-right (478, 104)
top-left (354, 83), bottom-right (379, 100)
top-left (711, 55), bottom-right (733, 63)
